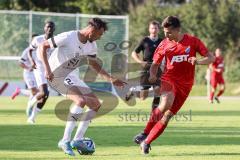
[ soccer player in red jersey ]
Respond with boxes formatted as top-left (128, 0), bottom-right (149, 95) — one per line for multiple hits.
top-left (209, 48), bottom-right (225, 103)
top-left (133, 16), bottom-right (215, 154)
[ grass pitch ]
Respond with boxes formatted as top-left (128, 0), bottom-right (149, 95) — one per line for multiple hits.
top-left (0, 96), bottom-right (240, 160)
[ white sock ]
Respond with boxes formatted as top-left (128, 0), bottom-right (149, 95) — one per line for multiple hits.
top-left (62, 105), bottom-right (83, 142)
top-left (28, 95), bottom-right (38, 108)
top-left (20, 89), bottom-right (31, 96)
top-left (27, 94), bottom-right (34, 107)
top-left (29, 94), bottom-right (34, 99)
top-left (149, 86), bottom-right (154, 91)
top-left (28, 106), bottom-right (41, 121)
top-left (73, 108), bottom-right (97, 141)
top-left (130, 87), bottom-right (136, 92)
top-left (130, 86), bottom-right (143, 93)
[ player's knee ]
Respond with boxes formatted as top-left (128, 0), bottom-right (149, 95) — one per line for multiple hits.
top-left (38, 90), bottom-right (49, 104)
top-left (161, 110), bottom-right (173, 125)
top-left (37, 91), bottom-right (44, 99)
top-left (164, 92), bottom-right (174, 107)
top-left (38, 88), bottom-right (49, 99)
top-left (211, 87), bottom-right (216, 92)
top-left (140, 96), bottom-right (146, 100)
top-left (31, 88), bottom-right (38, 96)
top-left (90, 99), bottom-right (101, 111)
top-left (221, 85), bottom-right (225, 91)
top-left (92, 104), bottom-right (101, 112)
top-left (158, 97), bottom-right (173, 113)
top-left (75, 97), bottom-right (86, 107)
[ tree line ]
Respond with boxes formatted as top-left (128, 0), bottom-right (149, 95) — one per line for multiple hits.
top-left (0, 0), bottom-right (239, 82)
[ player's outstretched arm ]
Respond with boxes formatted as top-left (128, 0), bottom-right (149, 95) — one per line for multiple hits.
top-left (188, 52), bottom-right (215, 65)
top-left (39, 40), bottom-right (54, 81)
top-left (88, 56), bottom-right (126, 88)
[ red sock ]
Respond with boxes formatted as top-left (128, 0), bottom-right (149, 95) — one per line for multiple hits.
top-left (145, 121), bottom-right (167, 144)
top-left (210, 91), bottom-right (214, 101)
top-left (143, 108), bottom-right (163, 135)
top-left (217, 90), bottom-right (224, 97)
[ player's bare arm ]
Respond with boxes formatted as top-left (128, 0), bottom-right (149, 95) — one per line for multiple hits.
top-left (188, 52), bottom-right (215, 65)
top-left (88, 56), bottom-right (126, 88)
top-left (214, 68), bottom-right (222, 73)
top-left (19, 62), bottom-right (32, 71)
top-left (149, 62), bottom-right (160, 83)
top-left (132, 51), bottom-right (147, 67)
top-left (28, 48), bottom-right (36, 69)
top-left (39, 40), bottom-right (53, 81)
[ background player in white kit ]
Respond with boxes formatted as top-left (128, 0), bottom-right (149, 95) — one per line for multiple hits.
top-left (12, 34), bottom-right (39, 118)
top-left (27, 21), bottom-right (56, 124)
top-left (39, 18), bottom-right (126, 156)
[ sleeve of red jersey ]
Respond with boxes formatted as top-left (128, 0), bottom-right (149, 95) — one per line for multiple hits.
top-left (195, 37), bottom-right (209, 57)
top-left (153, 42), bottom-right (165, 65)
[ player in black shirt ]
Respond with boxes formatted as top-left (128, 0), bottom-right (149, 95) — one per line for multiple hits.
top-left (125, 20), bottom-right (163, 109)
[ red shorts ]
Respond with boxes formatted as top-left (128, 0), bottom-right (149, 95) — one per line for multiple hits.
top-left (211, 75), bottom-right (225, 89)
top-left (160, 79), bottom-right (192, 115)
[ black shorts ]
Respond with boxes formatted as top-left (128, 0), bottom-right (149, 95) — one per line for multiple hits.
top-left (140, 64), bottom-right (162, 90)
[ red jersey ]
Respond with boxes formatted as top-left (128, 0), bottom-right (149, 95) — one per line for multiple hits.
top-left (153, 34), bottom-right (208, 86)
top-left (211, 56), bottom-right (224, 76)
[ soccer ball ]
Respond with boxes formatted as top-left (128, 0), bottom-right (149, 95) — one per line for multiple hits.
top-left (77, 137), bottom-right (95, 155)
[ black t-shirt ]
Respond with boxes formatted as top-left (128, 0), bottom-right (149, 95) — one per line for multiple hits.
top-left (134, 36), bottom-right (162, 63)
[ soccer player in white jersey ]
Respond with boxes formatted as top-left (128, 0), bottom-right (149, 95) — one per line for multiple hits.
top-left (39, 18), bottom-right (126, 156)
top-left (27, 21), bottom-right (55, 124)
top-left (12, 34), bottom-right (39, 117)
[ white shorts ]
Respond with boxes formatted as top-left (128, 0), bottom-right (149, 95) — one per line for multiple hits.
top-left (48, 55), bottom-right (92, 96)
top-left (33, 65), bottom-right (47, 87)
top-left (64, 73), bottom-right (92, 95)
top-left (23, 70), bottom-right (37, 89)
top-left (49, 71), bottom-right (92, 97)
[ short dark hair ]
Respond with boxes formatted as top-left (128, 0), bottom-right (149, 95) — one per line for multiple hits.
top-left (149, 20), bottom-right (160, 29)
top-left (88, 17), bottom-right (108, 31)
top-left (162, 16), bottom-right (181, 28)
top-left (45, 20), bottom-right (55, 27)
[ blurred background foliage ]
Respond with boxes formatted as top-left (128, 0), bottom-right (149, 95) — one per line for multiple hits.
top-left (0, 0), bottom-right (239, 83)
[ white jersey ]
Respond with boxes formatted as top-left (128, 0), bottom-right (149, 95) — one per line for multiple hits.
top-left (48, 30), bottom-right (97, 70)
top-left (30, 35), bottom-right (54, 86)
top-left (19, 47), bottom-right (36, 69)
top-left (19, 47), bottom-right (37, 89)
top-left (30, 35), bottom-right (54, 68)
top-left (47, 30), bottom-right (98, 95)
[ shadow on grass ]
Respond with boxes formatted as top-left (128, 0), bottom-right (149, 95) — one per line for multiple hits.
top-left (99, 110), bottom-right (240, 117)
top-left (0, 110), bottom-right (54, 115)
top-left (2, 110), bottom-right (240, 117)
top-left (175, 152), bottom-right (240, 156)
top-left (0, 125), bottom-right (240, 151)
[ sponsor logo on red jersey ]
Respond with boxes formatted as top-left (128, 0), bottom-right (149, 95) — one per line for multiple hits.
top-left (170, 46), bottom-right (191, 65)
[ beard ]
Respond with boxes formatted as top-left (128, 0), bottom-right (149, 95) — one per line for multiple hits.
top-left (88, 34), bottom-right (94, 43)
